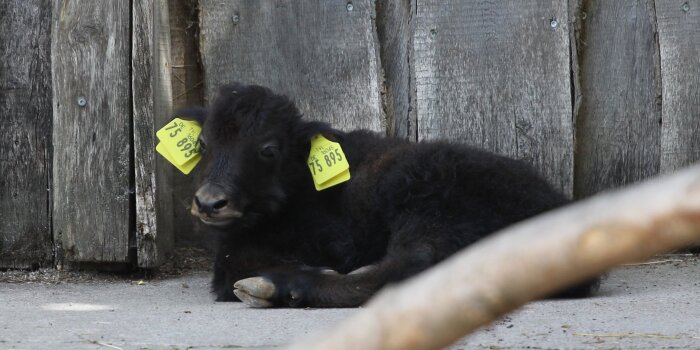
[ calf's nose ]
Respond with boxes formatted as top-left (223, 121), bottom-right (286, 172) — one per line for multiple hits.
top-left (194, 183), bottom-right (229, 215)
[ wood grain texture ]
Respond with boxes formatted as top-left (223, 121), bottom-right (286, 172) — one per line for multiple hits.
top-left (133, 0), bottom-right (175, 267)
top-left (199, 0), bottom-right (384, 132)
top-left (657, 0), bottom-right (700, 172)
top-left (169, 0), bottom-right (205, 248)
top-left (376, 0), bottom-right (415, 139)
top-left (0, 0), bottom-right (53, 268)
top-left (574, 0), bottom-right (662, 197)
top-left (414, 1), bottom-right (574, 194)
top-left (52, 0), bottom-right (131, 264)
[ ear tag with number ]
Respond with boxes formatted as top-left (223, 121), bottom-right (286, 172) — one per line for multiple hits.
top-left (307, 134), bottom-right (351, 191)
top-left (155, 118), bottom-right (202, 174)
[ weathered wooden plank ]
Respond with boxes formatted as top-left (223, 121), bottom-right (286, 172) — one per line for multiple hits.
top-left (573, 0), bottom-right (662, 197)
top-left (133, 0), bottom-right (175, 267)
top-left (52, 0), bottom-right (131, 264)
top-left (414, 1), bottom-right (574, 194)
top-left (376, 0), bottom-right (415, 139)
top-left (170, 0), bottom-right (203, 109)
top-left (0, 0), bottom-right (53, 268)
top-left (657, 0), bottom-right (700, 172)
top-left (169, 0), bottom-right (205, 247)
top-left (199, 0), bottom-right (384, 132)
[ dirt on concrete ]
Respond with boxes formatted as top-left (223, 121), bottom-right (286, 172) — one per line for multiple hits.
top-left (0, 254), bottom-right (698, 349)
top-left (0, 247), bottom-right (212, 284)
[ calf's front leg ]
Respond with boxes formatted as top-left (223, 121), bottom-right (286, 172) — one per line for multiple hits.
top-left (233, 248), bottom-right (434, 308)
top-left (212, 246), bottom-right (291, 302)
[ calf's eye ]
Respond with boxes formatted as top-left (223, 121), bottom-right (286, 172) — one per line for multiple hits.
top-left (259, 144), bottom-right (280, 160)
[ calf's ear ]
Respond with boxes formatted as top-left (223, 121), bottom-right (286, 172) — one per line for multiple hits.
top-left (292, 120), bottom-right (342, 144)
top-left (173, 106), bottom-right (208, 125)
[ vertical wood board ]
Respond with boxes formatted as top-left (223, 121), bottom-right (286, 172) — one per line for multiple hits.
top-left (414, 1), bottom-right (574, 194)
top-left (574, 0), bottom-right (662, 197)
top-left (169, 0), bottom-right (205, 248)
top-left (376, 0), bottom-right (415, 139)
top-left (657, 0), bottom-right (700, 172)
top-left (52, 0), bottom-right (131, 264)
top-left (0, 0), bottom-right (53, 268)
top-left (199, 0), bottom-right (384, 132)
top-left (133, 0), bottom-right (175, 267)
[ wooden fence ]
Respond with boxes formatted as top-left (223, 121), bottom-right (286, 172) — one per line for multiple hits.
top-left (1, 0), bottom-right (698, 269)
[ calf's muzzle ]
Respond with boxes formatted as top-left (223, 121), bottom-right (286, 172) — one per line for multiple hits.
top-left (192, 183), bottom-right (243, 225)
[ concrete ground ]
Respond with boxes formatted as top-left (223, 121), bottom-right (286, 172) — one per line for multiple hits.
top-left (1, 255), bottom-right (698, 350)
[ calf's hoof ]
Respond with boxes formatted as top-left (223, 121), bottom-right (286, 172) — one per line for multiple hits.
top-left (234, 272), bottom-right (312, 308)
top-left (233, 277), bottom-right (276, 308)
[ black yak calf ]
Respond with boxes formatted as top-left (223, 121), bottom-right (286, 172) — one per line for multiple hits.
top-left (184, 83), bottom-right (598, 308)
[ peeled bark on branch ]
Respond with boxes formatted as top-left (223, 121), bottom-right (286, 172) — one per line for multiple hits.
top-left (288, 165), bottom-right (700, 350)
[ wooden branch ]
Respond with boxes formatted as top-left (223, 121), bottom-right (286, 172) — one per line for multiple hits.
top-left (288, 165), bottom-right (700, 350)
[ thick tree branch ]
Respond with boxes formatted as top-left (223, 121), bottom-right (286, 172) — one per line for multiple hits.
top-left (288, 165), bottom-right (700, 350)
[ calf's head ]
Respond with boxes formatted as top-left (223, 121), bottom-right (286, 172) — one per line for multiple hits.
top-left (181, 84), bottom-right (331, 227)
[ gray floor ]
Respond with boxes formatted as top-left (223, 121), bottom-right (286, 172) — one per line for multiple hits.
top-left (1, 256), bottom-right (698, 350)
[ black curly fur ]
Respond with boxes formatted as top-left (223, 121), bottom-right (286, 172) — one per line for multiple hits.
top-left (184, 83), bottom-right (599, 308)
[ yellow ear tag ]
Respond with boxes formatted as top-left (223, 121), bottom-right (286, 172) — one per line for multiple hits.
top-left (155, 118), bottom-right (202, 174)
top-left (308, 134), bottom-right (351, 191)
top-left (156, 143), bottom-right (201, 175)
